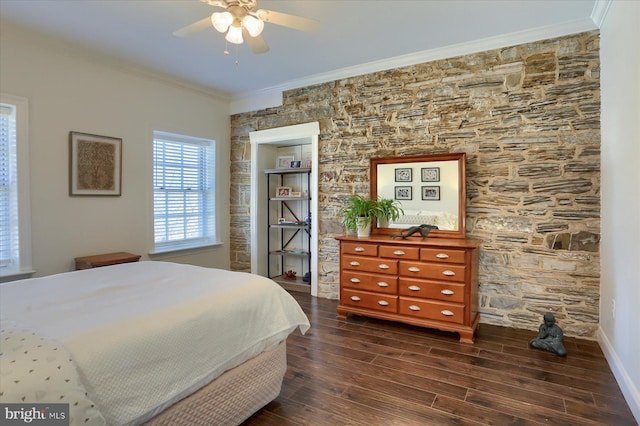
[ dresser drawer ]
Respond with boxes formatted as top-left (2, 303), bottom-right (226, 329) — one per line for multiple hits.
top-left (342, 242), bottom-right (378, 257)
top-left (399, 297), bottom-right (464, 324)
top-left (379, 245), bottom-right (420, 260)
top-left (399, 278), bottom-right (465, 303)
top-left (399, 261), bottom-right (465, 282)
top-left (421, 248), bottom-right (466, 264)
top-left (342, 289), bottom-right (398, 313)
top-left (343, 255), bottom-right (398, 275)
top-left (341, 271), bottom-right (398, 294)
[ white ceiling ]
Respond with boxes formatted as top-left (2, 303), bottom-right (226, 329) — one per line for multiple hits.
top-left (1, 0), bottom-right (600, 107)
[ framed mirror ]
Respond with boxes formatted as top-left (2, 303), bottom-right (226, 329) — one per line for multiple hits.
top-left (370, 152), bottom-right (466, 239)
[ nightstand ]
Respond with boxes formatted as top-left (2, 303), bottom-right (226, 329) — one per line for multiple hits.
top-left (74, 252), bottom-right (141, 270)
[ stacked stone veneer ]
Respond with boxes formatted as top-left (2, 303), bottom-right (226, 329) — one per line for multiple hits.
top-left (230, 31), bottom-right (601, 338)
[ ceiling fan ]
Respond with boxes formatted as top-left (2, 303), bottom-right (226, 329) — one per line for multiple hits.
top-left (173, 0), bottom-right (320, 54)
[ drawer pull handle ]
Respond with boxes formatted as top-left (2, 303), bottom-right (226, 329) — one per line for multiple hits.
top-left (378, 264), bottom-right (390, 269)
top-left (408, 285), bottom-right (421, 291)
top-left (408, 305), bottom-right (421, 311)
top-left (350, 296), bottom-right (361, 302)
top-left (393, 250), bottom-right (405, 256)
top-left (350, 261), bottom-right (360, 266)
top-left (408, 266), bottom-right (420, 272)
top-left (442, 270), bottom-right (456, 276)
top-left (378, 300), bottom-right (390, 306)
top-left (436, 253), bottom-right (450, 259)
top-left (441, 289), bottom-right (455, 295)
top-left (350, 278), bottom-right (361, 283)
top-left (441, 310), bottom-right (454, 316)
top-left (377, 282), bottom-right (389, 287)
top-left (354, 247), bottom-right (365, 252)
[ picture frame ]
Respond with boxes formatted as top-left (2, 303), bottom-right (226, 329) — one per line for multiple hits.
top-left (395, 167), bottom-right (412, 182)
top-left (69, 131), bottom-right (122, 196)
top-left (422, 186), bottom-right (441, 201)
top-left (276, 186), bottom-right (291, 197)
top-left (304, 160), bottom-right (312, 168)
top-left (421, 167), bottom-right (440, 182)
top-left (277, 155), bottom-right (294, 168)
top-left (394, 186), bottom-right (412, 200)
top-left (290, 160), bottom-right (301, 168)
top-left (290, 191), bottom-right (301, 198)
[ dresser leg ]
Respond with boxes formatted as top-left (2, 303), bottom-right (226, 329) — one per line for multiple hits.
top-left (336, 306), bottom-right (348, 320)
top-left (458, 330), bottom-right (475, 344)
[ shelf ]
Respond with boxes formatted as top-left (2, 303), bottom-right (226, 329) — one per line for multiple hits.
top-left (270, 275), bottom-right (311, 293)
top-left (270, 197), bottom-right (310, 201)
top-left (270, 224), bottom-right (309, 229)
top-left (269, 250), bottom-right (310, 257)
top-left (264, 168), bottom-right (311, 175)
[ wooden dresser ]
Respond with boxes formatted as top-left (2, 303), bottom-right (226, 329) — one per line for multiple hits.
top-left (336, 235), bottom-right (481, 343)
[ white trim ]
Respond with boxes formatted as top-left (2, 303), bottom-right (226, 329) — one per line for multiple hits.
top-left (591, 0), bottom-right (613, 28)
top-left (231, 18), bottom-right (598, 114)
top-left (249, 122), bottom-right (320, 296)
top-left (598, 327), bottom-right (640, 421)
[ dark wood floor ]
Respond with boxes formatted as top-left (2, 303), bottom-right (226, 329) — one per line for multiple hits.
top-left (244, 292), bottom-right (636, 426)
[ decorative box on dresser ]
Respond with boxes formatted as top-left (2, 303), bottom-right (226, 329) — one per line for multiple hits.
top-left (336, 235), bottom-right (481, 343)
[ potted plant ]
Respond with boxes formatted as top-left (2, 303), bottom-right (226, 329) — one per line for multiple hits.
top-left (376, 197), bottom-right (404, 228)
top-left (340, 194), bottom-right (378, 237)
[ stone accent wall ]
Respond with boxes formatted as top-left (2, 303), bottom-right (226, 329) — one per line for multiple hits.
top-left (230, 31), bottom-right (601, 338)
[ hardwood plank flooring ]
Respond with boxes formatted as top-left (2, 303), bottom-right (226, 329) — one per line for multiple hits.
top-left (243, 292), bottom-right (637, 426)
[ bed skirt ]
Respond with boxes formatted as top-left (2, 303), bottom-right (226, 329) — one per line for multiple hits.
top-left (145, 340), bottom-right (286, 426)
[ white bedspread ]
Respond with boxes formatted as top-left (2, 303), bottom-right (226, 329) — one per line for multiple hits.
top-left (0, 261), bottom-right (310, 425)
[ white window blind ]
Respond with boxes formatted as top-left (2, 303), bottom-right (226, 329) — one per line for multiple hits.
top-left (1, 94), bottom-right (32, 279)
top-left (0, 103), bottom-right (18, 270)
top-left (153, 131), bottom-right (217, 252)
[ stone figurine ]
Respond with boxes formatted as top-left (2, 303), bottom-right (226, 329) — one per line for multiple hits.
top-left (390, 224), bottom-right (439, 239)
top-left (529, 312), bottom-right (567, 357)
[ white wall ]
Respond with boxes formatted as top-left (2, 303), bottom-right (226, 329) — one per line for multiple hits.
top-left (599, 0), bottom-right (640, 421)
top-left (0, 21), bottom-right (231, 277)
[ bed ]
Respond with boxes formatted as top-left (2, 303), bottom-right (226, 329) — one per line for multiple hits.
top-left (0, 261), bottom-right (310, 425)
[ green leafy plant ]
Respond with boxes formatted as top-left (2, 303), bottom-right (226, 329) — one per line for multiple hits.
top-left (376, 197), bottom-right (404, 227)
top-left (339, 194), bottom-right (378, 233)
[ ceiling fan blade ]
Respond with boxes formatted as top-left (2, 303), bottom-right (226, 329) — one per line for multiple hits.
top-left (255, 9), bottom-right (320, 33)
top-left (199, 0), bottom-right (227, 7)
top-left (173, 17), bottom-right (213, 37)
top-left (243, 29), bottom-right (270, 54)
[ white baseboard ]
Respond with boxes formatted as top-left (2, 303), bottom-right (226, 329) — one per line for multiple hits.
top-left (598, 327), bottom-right (640, 422)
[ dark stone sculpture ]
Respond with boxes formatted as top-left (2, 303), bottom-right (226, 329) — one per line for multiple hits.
top-left (390, 224), bottom-right (439, 239)
top-left (530, 312), bottom-right (567, 357)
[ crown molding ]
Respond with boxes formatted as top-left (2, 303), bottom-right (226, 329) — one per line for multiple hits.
top-left (230, 17), bottom-right (598, 114)
top-left (591, 0), bottom-right (613, 28)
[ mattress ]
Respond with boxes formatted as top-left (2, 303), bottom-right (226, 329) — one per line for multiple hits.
top-left (0, 261), bottom-right (310, 425)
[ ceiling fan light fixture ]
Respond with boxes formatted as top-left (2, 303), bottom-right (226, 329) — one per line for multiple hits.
top-left (242, 15), bottom-right (264, 37)
top-left (211, 11), bottom-right (233, 33)
top-left (225, 24), bottom-right (244, 44)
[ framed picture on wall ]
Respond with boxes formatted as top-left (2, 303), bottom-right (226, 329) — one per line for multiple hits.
top-left (69, 131), bottom-right (122, 196)
top-left (395, 168), bottom-right (412, 182)
top-left (394, 186), bottom-right (412, 200)
top-left (421, 167), bottom-right (440, 182)
top-left (421, 186), bottom-right (440, 201)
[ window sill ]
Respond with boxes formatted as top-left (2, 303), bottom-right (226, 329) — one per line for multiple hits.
top-left (0, 269), bottom-right (36, 283)
top-left (149, 241), bottom-right (224, 257)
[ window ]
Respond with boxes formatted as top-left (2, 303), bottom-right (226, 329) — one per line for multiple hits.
top-left (152, 131), bottom-right (217, 253)
top-left (0, 94), bottom-right (32, 278)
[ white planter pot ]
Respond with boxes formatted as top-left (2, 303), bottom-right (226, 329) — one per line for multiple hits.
top-left (357, 218), bottom-right (371, 238)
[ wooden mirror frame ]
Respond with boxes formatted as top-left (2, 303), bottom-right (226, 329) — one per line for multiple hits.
top-left (370, 152), bottom-right (467, 239)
